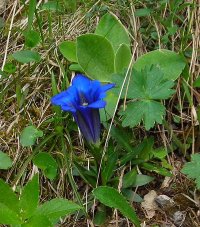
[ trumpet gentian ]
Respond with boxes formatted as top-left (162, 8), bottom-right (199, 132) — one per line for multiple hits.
top-left (51, 74), bottom-right (115, 144)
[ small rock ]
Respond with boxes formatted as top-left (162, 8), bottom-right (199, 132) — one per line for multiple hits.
top-left (141, 190), bottom-right (158, 219)
top-left (171, 211), bottom-right (186, 226)
top-left (155, 195), bottom-right (174, 208)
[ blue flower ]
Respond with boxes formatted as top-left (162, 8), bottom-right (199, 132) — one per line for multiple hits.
top-left (51, 74), bottom-right (115, 144)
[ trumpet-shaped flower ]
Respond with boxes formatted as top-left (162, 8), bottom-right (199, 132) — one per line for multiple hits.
top-left (51, 74), bottom-right (115, 144)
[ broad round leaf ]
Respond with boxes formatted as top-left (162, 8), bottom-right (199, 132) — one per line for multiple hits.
top-left (77, 34), bottom-right (115, 82)
top-left (20, 125), bottom-right (43, 147)
top-left (134, 49), bottom-right (186, 80)
top-left (0, 151), bottom-right (12, 169)
top-left (100, 91), bottom-right (118, 122)
top-left (59, 41), bottom-right (77, 62)
top-left (95, 13), bottom-right (130, 53)
top-left (12, 50), bottom-right (41, 64)
top-left (115, 44), bottom-right (132, 73)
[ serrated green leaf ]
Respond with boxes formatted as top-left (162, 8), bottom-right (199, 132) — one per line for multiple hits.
top-left (34, 198), bottom-right (82, 223)
top-left (20, 125), bottom-right (43, 147)
top-left (12, 50), bottom-right (41, 64)
top-left (181, 154), bottom-right (200, 189)
top-left (0, 179), bottom-right (19, 213)
top-left (120, 100), bottom-right (166, 130)
top-left (113, 65), bottom-right (175, 100)
top-left (59, 41), bottom-right (77, 62)
top-left (0, 151), bottom-right (12, 169)
top-left (33, 152), bottom-right (58, 180)
top-left (115, 44), bottom-right (132, 73)
top-left (93, 186), bottom-right (140, 226)
top-left (77, 34), bottom-right (115, 81)
top-left (20, 174), bottom-right (39, 218)
top-left (0, 203), bottom-right (22, 225)
top-left (134, 49), bottom-right (186, 80)
top-left (95, 13), bottom-right (130, 53)
top-left (117, 65), bottom-right (174, 130)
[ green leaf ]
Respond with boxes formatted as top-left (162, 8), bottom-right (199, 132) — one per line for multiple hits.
top-left (120, 100), bottom-right (166, 130)
top-left (20, 174), bottom-right (39, 218)
top-left (194, 76), bottom-right (200, 88)
top-left (152, 148), bottom-right (167, 159)
top-left (122, 169), bottom-right (137, 188)
top-left (142, 163), bottom-right (172, 177)
top-left (122, 189), bottom-right (144, 203)
top-left (131, 174), bottom-right (154, 187)
top-left (114, 65), bottom-right (175, 100)
top-left (135, 8), bottom-right (152, 17)
top-left (22, 215), bottom-right (52, 227)
top-left (33, 152), bottom-right (58, 180)
top-left (59, 41), bottom-right (77, 62)
top-left (0, 179), bottom-right (19, 213)
top-left (181, 154), bottom-right (200, 189)
top-left (0, 203), bottom-right (22, 225)
top-left (93, 186), bottom-right (140, 226)
top-left (69, 63), bottom-right (84, 72)
top-left (134, 49), bottom-right (186, 80)
top-left (93, 205), bottom-right (107, 226)
top-left (0, 151), bottom-right (12, 169)
top-left (74, 162), bottom-right (96, 187)
top-left (23, 30), bottom-right (41, 48)
top-left (102, 146), bottom-right (118, 184)
top-left (95, 13), bottom-right (130, 53)
top-left (77, 34), bottom-right (115, 81)
top-left (100, 91), bottom-right (118, 121)
top-left (115, 44), bottom-right (132, 73)
top-left (28, 0), bottom-right (36, 30)
top-left (20, 125), bottom-right (43, 147)
top-left (3, 62), bottom-right (16, 74)
top-left (110, 126), bottom-right (133, 153)
top-left (34, 198), bottom-right (82, 223)
top-left (12, 50), bottom-right (41, 64)
top-left (41, 1), bottom-right (63, 12)
top-left (118, 65), bottom-right (175, 130)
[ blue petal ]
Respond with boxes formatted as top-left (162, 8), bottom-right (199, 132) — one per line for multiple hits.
top-left (72, 74), bottom-right (91, 92)
top-left (73, 108), bottom-right (100, 143)
top-left (51, 86), bottom-right (77, 106)
top-left (88, 100), bottom-right (106, 109)
top-left (61, 104), bottom-right (76, 113)
top-left (101, 83), bottom-right (115, 92)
